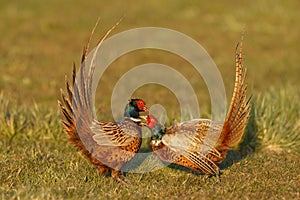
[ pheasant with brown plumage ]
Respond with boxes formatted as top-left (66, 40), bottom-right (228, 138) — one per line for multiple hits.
top-left (145, 42), bottom-right (251, 176)
top-left (58, 23), bottom-right (148, 182)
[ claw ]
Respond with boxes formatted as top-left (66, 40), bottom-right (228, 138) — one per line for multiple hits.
top-left (117, 176), bottom-right (131, 185)
top-left (111, 170), bottom-right (131, 185)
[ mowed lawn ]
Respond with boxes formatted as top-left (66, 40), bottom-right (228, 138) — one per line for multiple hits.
top-left (0, 0), bottom-right (299, 199)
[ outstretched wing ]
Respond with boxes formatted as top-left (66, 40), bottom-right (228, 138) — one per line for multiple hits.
top-left (91, 119), bottom-right (140, 146)
top-left (161, 119), bottom-right (222, 174)
top-left (154, 41), bottom-right (251, 174)
top-left (58, 20), bottom-right (135, 152)
top-left (216, 41), bottom-right (251, 150)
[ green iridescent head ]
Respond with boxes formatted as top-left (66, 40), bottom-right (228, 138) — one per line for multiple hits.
top-left (124, 99), bottom-right (148, 118)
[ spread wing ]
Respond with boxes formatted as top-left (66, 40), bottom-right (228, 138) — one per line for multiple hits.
top-left (155, 41), bottom-right (251, 174)
top-left (59, 20), bottom-right (136, 151)
top-left (91, 120), bottom-right (139, 146)
top-left (163, 120), bottom-right (222, 153)
top-left (161, 119), bottom-right (223, 174)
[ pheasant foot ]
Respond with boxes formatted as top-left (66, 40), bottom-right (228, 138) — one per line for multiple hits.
top-left (111, 170), bottom-right (131, 184)
top-left (98, 166), bottom-right (111, 175)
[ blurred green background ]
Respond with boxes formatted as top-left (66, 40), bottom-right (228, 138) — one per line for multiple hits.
top-left (0, 0), bottom-right (299, 111)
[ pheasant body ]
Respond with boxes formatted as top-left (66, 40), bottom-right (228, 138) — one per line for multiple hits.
top-left (147, 42), bottom-right (251, 176)
top-left (58, 24), bottom-right (148, 181)
top-left (149, 119), bottom-right (222, 175)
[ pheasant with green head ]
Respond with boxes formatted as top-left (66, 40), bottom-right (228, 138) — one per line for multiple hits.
top-left (58, 22), bottom-right (148, 182)
top-left (124, 99), bottom-right (148, 118)
top-left (145, 42), bottom-right (251, 176)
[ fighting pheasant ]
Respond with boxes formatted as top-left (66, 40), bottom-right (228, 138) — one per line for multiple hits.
top-left (58, 23), bottom-right (148, 182)
top-left (145, 42), bottom-right (251, 176)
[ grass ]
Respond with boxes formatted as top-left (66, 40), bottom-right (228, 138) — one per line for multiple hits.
top-left (1, 0), bottom-right (300, 199)
top-left (1, 0), bottom-right (299, 107)
top-left (1, 88), bottom-right (300, 199)
top-left (255, 88), bottom-right (300, 154)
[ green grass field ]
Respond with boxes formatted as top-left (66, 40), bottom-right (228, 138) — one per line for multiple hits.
top-left (1, 0), bottom-right (300, 199)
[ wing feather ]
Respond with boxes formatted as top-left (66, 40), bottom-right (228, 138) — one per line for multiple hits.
top-left (153, 40), bottom-right (250, 174)
top-left (217, 42), bottom-right (251, 149)
top-left (91, 120), bottom-right (138, 146)
top-left (59, 20), bottom-right (138, 152)
top-left (161, 119), bottom-right (222, 174)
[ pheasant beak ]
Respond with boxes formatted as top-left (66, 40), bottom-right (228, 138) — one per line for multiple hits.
top-left (143, 106), bottom-right (149, 113)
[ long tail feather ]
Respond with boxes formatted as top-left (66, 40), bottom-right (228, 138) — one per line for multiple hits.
top-left (216, 41), bottom-right (251, 152)
top-left (58, 20), bottom-right (119, 165)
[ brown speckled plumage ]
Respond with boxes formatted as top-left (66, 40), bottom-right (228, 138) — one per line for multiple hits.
top-left (149, 42), bottom-right (251, 176)
top-left (58, 22), bottom-right (146, 182)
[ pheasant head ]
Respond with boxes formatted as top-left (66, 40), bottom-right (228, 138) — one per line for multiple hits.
top-left (143, 115), bottom-right (168, 152)
top-left (146, 115), bottom-right (166, 140)
top-left (124, 99), bottom-right (148, 118)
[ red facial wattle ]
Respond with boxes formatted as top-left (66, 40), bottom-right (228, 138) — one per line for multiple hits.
top-left (136, 100), bottom-right (148, 112)
top-left (147, 115), bottom-right (158, 129)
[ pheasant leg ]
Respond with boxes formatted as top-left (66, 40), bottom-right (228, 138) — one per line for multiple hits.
top-left (111, 170), bottom-right (131, 184)
top-left (98, 166), bottom-right (111, 175)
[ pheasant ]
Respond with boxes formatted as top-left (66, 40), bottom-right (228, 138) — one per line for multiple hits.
top-left (145, 42), bottom-right (251, 176)
top-left (58, 23), bottom-right (148, 182)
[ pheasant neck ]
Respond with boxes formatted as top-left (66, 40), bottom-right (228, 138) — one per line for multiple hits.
top-left (151, 123), bottom-right (165, 140)
top-left (123, 103), bottom-right (139, 118)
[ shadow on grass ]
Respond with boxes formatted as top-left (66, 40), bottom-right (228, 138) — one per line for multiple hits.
top-left (121, 143), bottom-right (154, 172)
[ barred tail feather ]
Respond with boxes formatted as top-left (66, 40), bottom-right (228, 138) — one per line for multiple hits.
top-left (58, 20), bottom-right (120, 166)
top-left (217, 41), bottom-right (251, 151)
